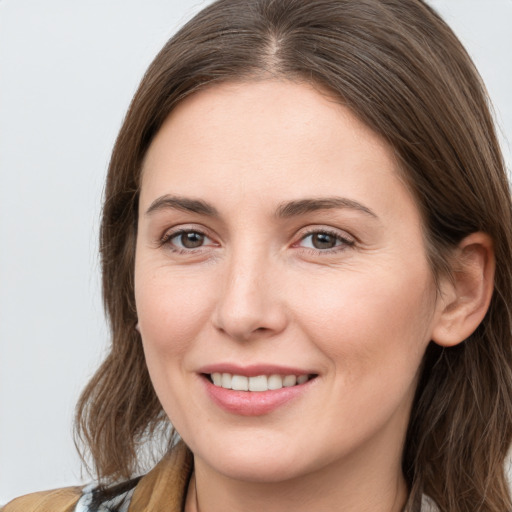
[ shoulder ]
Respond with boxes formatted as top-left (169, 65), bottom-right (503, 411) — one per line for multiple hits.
top-left (1, 443), bottom-right (193, 512)
top-left (1, 487), bottom-right (82, 512)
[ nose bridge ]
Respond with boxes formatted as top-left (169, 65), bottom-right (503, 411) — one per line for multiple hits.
top-left (213, 241), bottom-right (286, 340)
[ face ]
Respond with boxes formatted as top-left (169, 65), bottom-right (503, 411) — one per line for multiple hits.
top-left (135, 80), bottom-right (442, 484)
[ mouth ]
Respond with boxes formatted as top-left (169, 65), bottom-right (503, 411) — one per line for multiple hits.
top-left (203, 372), bottom-right (317, 392)
top-left (200, 367), bottom-right (318, 415)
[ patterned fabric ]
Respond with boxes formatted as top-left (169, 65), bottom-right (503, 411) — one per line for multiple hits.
top-left (74, 482), bottom-right (138, 512)
top-left (420, 495), bottom-right (439, 511)
top-left (71, 443), bottom-right (193, 512)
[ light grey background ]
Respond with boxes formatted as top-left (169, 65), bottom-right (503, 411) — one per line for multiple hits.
top-left (0, 0), bottom-right (511, 504)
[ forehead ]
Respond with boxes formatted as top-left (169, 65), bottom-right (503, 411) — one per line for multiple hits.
top-left (139, 80), bottom-right (413, 220)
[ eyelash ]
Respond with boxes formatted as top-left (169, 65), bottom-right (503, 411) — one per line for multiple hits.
top-left (295, 228), bottom-right (355, 254)
top-left (159, 227), bottom-right (355, 255)
top-left (160, 228), bottom-right (215, 254)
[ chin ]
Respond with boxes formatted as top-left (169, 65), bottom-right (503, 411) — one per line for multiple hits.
top-left (205, 451), bottom-right (308, 483)
top-left (184, 429), bottom-right (314, 483)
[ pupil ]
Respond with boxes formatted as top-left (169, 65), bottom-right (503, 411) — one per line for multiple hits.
top-left (182, 232), bottom-right (204, 248)
top-left (313, 233), bottom-right (336, 249)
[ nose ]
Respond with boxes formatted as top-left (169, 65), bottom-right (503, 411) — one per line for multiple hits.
top-left (212, 249), bottom-right (288, 342)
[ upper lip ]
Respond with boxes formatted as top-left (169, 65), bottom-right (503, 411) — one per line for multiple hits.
top-left (198, 363), bottom-right (316, 377)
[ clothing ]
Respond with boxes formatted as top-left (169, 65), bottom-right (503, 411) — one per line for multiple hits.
top-left (2, 443), bottom-right (437, 511)
top-left (1, 443), bottom-right (193, 512)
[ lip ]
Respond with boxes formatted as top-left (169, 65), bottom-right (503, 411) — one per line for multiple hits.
top-left (198, 363), bottom-right (315, 377)
top-left (198, 364), bottom-right (317, 416)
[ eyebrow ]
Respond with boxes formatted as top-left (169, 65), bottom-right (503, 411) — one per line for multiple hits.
top-left (145, 194), bottom-right (377, 219)
top-left (146, 195), bottom-right (219, 216)
top-left (276, 197), bottom-right (377, 218)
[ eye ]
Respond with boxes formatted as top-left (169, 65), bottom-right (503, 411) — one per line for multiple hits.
top-left (297, 230), bottom-right (354, 251)
top-left (162, 229), bottom-right (214, 251)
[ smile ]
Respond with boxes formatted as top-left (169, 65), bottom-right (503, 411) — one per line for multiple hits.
top-left (208, 373), bottom-right (314, 391)
top-left (202, 371), bottom-right (318, 416)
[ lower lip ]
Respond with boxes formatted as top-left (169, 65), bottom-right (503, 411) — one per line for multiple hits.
top-left (202, 375), bottom-right (315, 416)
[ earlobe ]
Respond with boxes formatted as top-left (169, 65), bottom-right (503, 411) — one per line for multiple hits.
top-left (431, 232), bottom-right (495, 347)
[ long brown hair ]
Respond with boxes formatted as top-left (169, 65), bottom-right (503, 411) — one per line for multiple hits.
top-left (75, 1), bottom-right (512, 510)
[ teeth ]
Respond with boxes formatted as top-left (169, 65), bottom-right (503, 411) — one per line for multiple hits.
top-left (221, 373), bottom-right (232, 388)
top-left (231, 375), bottom-right (249, 391)
top-left (268, 374), bottom-right (283, 390)
top-left (210, 372), bottom-right (312, 392)
top-left (297, 375), bottom-right (308, 384)
top-left (249, 375), bottom-right (268, 391)
top-left (283, 375), bottom-right (297, 387)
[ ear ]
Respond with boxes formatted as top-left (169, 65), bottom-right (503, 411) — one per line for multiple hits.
top-left (431, 232), bottom-right (495, 347)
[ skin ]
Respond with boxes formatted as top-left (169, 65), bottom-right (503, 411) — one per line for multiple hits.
top-left (134, 80), bottom-right (462, 512)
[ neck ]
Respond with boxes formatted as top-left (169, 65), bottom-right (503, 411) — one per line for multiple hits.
top-left (185, 444), bottom-right (408, 512)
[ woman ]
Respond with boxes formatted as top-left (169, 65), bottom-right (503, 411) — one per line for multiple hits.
top-left (4, 0), bottom-right (512, 511)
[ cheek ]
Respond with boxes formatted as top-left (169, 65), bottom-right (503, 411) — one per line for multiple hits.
top-left (291, 264), bottom-right (436, 383)
top-left (134, 265), bottom-right (215, 359)
top-left (134, 266), bottom-right (219, 425)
